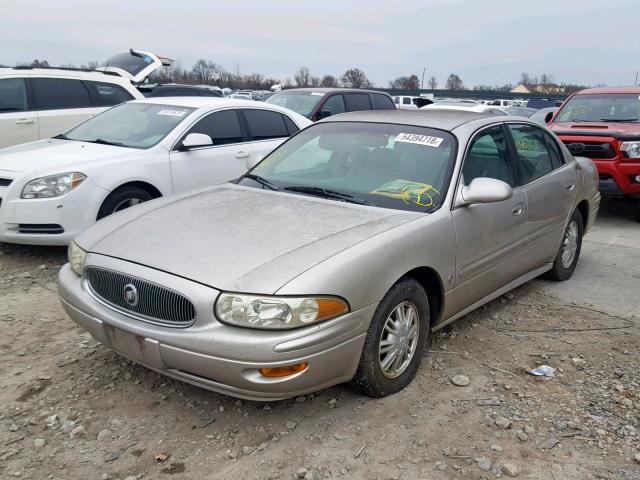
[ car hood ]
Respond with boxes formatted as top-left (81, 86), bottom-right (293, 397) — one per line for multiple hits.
top-left (79, 184), bottom-right (419, 293)
top-left (550, 121), bottom-right (640, 140)
top-left (0, 139), bottom-right (134, 175)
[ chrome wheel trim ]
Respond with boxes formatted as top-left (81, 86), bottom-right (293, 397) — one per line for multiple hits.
top-left (113, 197), bottom-right (143, 213)
top-left (378, 301), bottom-right (420, 379)
top-left (561, 220), bottom-right (579, 268)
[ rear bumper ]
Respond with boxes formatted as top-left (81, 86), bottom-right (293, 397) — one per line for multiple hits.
top-left (58, 261), bottom-right (374, 401)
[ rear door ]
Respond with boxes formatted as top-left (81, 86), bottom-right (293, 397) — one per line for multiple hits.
top-left (240, 108), bottom-right (294, 160)
top-left (344, 92), bottom-right (372, 112)
top-left (506, 123), bottom-right (578, 268)
top-left (451, 124), bottom-right (527, 312)
top-left (0, 77), bottom-right (38, 147)
top-left (31, 77), bottom-right (103, 138)
top-left (169, 109), bottom-right (248, 193)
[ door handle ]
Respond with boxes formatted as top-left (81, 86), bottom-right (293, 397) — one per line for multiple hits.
top-left (235, 151), bottom-right (250, 159)
top-left (565, 183), bottom-right (575, 191)
top-left (512, 205), bottom-right (524, 216)
top-left (15, 119), bottom-right (34, 125)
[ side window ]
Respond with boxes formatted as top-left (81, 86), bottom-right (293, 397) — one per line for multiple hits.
top-left (31, 78), bottom-right (91, 110)
top-left (283, 115), bottom-right (299, 136)
top-left (0, 78), bottom-right (29, 112)
top-left (85, 81), bottom-right (134, 106)
top-left (187, 109), bottom-right (243, 146)
top-left (393, 96), bottom-right (400, 104)
top-left (371, 94), bottom-right (395, 110)
top-left (463, 126), bottom-right (515, 187)
top-left (243, 109), bottom-right (289, 140)
top-left (344, 93), bottom-right (372, 112)
top-left (320, 94), bottom-right (345, 115)
top-left (402, 97), bottom-right (412, 105)
top-left (508, 124), bottom-right (555, 184)
top-left (542, 131), bottom-right (565, 168)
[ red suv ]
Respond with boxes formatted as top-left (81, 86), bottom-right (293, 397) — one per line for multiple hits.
top-left (548, 87), bottom-right (640, 220)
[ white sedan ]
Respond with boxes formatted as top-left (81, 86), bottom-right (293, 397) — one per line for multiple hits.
top-left (0, 97), bottom-right (310, 245)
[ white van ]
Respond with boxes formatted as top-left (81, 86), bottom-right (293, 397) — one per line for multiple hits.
top-left (0, 49), bottom-right (167, 148)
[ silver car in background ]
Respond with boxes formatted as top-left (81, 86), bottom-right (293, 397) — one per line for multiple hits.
top-left (58, 110), bottom-right (600, 400)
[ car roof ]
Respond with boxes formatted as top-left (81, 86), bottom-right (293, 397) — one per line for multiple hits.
top-left (127, 97), bottom-right (300, 113)
top-left (320, 109), bottom-right (491, 130)
top-left (574, 86), bottom-right (640, 95)
top-left (276, 87), bottom-right (390, 95)
top-left (0, 67), bottom-right (128, 82)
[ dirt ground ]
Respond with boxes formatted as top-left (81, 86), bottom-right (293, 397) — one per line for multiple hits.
top-left (1, 200), bottom-right (639, 480)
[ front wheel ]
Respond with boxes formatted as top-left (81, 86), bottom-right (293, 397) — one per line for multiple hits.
top-left (351, 278), bottom-right (430, 397)
top-left (97, 186), bottom-right (154, 220)
top-left (543, 209), bottom-right (584, 281)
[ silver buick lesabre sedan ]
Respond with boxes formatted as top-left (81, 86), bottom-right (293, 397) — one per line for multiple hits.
top-left (58, 110), bottom-right (600, 400)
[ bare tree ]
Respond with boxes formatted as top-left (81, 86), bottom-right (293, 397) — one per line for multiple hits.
top-left (427, 76), bottom-right (438, 89)
top-left (519, 72), bottom-right (532, 85)
top-left (390, 74), bottom-right (420, 89)
top-left (444, 73), bottom-right (464, 90)
top-left (191, 59), bottom-right (218, 84)
top-left (341, 68), bottom-right (372, 88)
top-left (294, 66), bottom-right (312, 87)
top-left (320, 75), bottom-right (338, 88)
top-left (539, 73), bottom-right (555, 84)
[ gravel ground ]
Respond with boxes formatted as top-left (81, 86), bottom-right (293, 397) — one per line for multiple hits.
top-left (1, 203), bottom-right (639, 480)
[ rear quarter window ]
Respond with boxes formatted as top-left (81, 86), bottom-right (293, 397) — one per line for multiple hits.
top-left (371, 94), bottom-right (396, 110)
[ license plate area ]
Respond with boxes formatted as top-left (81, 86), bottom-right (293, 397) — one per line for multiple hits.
top-left (103, 324), bottom-right (148, 364)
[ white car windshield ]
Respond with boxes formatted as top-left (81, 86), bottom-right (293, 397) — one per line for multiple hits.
top-left (243, 122), bottom-right (457, 213)
top-left (61, 103), bottom-right (196, 149)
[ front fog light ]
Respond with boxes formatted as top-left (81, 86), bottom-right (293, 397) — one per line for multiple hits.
top-left (68, 241), bottom-right (87, 276)
top-left (215, 293), bottom-right (349, 329)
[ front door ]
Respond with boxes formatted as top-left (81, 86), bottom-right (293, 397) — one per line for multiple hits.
top-left (451, 124), bottom-right (527, 312)
top-left (0, 78), bottom-right (38, 148)
top-left (169, 109), bottom-right (250, 193)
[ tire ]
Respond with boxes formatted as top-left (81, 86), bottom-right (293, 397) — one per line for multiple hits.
top-left (542, 209), bottom-right (584, 282)
top-left (351, 277), bottom-right (430, 398)
top-left (634, 200), bottom-right (640, 223)
top-left (97, 186), bottom-right (154, 220)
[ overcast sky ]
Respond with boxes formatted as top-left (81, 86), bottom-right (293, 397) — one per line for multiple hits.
top-left (2, 0), bottom-right (639, 88)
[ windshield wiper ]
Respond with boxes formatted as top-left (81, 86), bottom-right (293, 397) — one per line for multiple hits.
top-left (600, 118), bottom-right (639, 122)
top-left (53, 133), bottom-right (68, 140)
top-left (242, 173), bottom-right (281, 191)
top-left (283, 186), bottom-right (371, 205)
top-left (86, 138), bottom-right (127, 147)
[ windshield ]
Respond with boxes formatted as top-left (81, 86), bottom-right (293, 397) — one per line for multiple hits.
top-left (63, 103), bottom-right (195, 149)
top-left (555, 93), bottom-right (640, 122)
top-left (265, 91), bottom-right (324, 117)
top-left (240, 122), bottom-right (457, 213)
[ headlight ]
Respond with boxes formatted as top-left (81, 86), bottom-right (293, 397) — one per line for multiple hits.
top-left (215, 293), bottom-right (349, 329)
top-left (620, 141), bottom-right (640, 159)
top-left (21, 172), bottom-right (86, 199)
top-left (68, 241), bottom-right (87, 276)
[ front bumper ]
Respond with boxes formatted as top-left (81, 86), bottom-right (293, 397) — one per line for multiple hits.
top-left (593, 159), bottom-right (640, 198)
top-left (58, 258), bottom-right (374, 401)
top-left (0, 179), bottom-right (106, 246)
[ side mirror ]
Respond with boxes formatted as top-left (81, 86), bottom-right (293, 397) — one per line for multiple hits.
top-left (544, 111), bottom-right (554, 124)
top-left (181, 133), bottom-right (213, 150)
top-left (458, 177), bottom-right (513, 206)
top-left (316, 110), bottom-right (332, 121)
top-left (246, 155), bottom-right (263, 170)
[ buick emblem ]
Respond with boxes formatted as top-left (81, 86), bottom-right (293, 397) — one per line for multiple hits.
top-left (123, 284), bottom-right (139, 307)
top-left (568, 142), bottom-right (585, 154)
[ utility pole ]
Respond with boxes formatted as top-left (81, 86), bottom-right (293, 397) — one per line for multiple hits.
top-left (421, 67), bottom-right (426, 90)
top-left (635, 70), bottom-right (639, 86)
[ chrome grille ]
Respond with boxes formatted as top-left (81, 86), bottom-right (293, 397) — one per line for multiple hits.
top-left (84, 267), bottom-right (196, 327)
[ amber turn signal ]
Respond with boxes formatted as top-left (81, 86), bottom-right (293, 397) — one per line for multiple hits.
top-left (316, 298), bottom-right (349, 320)
top-left (259, 363), bottom-right (308, 377)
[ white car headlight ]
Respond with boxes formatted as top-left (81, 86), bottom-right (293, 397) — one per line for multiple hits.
top-left (68, 241), bottom-right (87, 276)
top-left (620, 141), bottom-right (640, 159)
top-left (21, 172), bottom-right (86, 199)
top-left (215, 293), bottom-right (349, 330)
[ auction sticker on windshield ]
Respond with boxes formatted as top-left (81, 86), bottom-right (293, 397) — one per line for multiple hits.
top-left (157, 110), bottom-right (189, 117)
top-left (371, 180), bottom-right (440, 207)
top-left (395, 133), bottom-right (443, 147)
